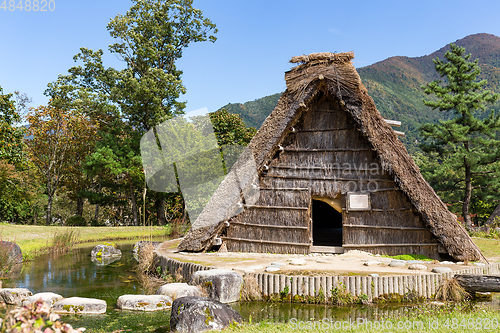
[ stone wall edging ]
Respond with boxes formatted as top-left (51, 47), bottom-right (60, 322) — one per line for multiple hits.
top-left (154, 252), bottom-right (500, 300)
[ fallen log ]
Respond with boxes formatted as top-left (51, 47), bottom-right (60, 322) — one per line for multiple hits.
top-left (454, 274), bottom-right (500, 293)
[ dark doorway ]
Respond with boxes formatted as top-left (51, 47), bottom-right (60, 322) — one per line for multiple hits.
top-left (312, 199), bottom-right (343, 246)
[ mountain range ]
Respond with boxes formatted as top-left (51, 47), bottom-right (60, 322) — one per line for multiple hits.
top-left (219, 33), bottom-right (500, 153)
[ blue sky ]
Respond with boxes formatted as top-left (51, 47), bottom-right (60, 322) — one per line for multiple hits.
top-left (2, 0), bottom-right (500, 114)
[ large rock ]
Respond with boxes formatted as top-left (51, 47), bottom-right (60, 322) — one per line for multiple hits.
top-left (22, 292), bottom-right (63, 306)
top-left (0, 288), bottom-right (32, 305)
top-left (189, 269), bottom-right (243, 303)
top-left (0, 241), bottom-right (22, 264)
top-left (156, 283), bottom-right (203, 300)
top-left (133, 241), bottom-right (160, 254)
top-left (116, 294), bottom-right (172, 311)
top-left (170, 296), bottom-right (243, 333)
top-left (91, 255), bottom-right (121, 266)
top-left (51, 297), bottom-right (107, 314)
top-left (90, 244), bottom-right (122, 258)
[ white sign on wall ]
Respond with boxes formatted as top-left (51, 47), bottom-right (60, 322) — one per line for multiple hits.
top-left (347, 193), bottom-right (370, 211)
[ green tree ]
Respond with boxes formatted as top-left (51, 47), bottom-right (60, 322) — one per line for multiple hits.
top-left (0, 86), bottom-right (24, 166)
top-left (46, 0), bottom-right (217, 225)
top-left (83, 119), bottom-right (144, 226)
top-left (419, 43), bottom-right (500, 229)
top-left (26, 105), bottom-right (97, 225)
top-left (209, 108), bottom-right (257, 147)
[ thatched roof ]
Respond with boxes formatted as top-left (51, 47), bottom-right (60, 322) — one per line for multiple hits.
top-left (178, 52), bottom-right (485, 262)
top-left (486, 203), bottom-right (500, 226)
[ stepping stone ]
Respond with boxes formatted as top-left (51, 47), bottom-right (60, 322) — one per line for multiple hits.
top-left (51, 297), bottom-right (107, 314)
top-left (156, 283), bottom-right (203, 301)
top-left (432, 267), bottom-right (453, 274)
top-left (408, 264), bottom-right (428, 271)
top-left (0, 288), bottom-right (32, 305)
top-left (170, 296), bottom-right (243, 333)
top-left (474, 262), bottom-right (486, 267)
top-left (369, 274), bottom-right (379, 278)
top-left (265, 265), bottom-right (280, 272)
top-left (389, 260), bottom-right (406, 267)
top-left (363, 260), bottom-right (382, 266)
top-left (316, 259), bottom-right (330, 264)
top-left (439, 261), bottom-right (455, 265)
top-left (190, 269), bottom-right (243, 303)
top-left (240, 265), bottom-right (263, 273)
top-left (406, 260), bottom-right (425, 264)
top-left (22, 292), bottom-right (63, 306)
top-left (117, 295), bottom-right (172, 311)
top-left (270, 262), bottom-right (286, 267)
top-left (289, 259), bottom-right (307, 266)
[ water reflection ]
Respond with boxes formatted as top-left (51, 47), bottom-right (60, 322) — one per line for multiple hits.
top-left (4, 242), bottom-right (499, 323)
top-left (231, 300), bottom-right (499, 324)
top-left (4, 243), bottom-right (141, 308)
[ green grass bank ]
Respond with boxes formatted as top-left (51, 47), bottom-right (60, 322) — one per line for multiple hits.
top-left (0, 223), bottom-right (168, 260)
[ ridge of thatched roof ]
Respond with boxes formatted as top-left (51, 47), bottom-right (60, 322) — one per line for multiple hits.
top-left (179, 52), bottom-right (485, 262)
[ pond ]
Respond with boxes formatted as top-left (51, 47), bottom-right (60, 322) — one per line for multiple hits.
top-left (2, 242), bottom-right (500, 332)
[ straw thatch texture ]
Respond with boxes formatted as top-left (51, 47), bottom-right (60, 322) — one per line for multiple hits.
top-left (178, 52), bottom-right (484, 262)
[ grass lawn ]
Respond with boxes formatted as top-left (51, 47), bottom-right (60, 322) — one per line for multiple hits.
top-left (0, 223), bottom-right (168, 259)
top-left (472, 237), bottom-right (500, 261)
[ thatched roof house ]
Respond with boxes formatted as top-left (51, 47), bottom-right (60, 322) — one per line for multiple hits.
top-left (178, 52), bottom-right (485, 262)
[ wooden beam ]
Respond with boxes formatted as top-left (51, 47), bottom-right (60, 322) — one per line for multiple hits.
top-left (343, 243), bottom-right (440, 248)
top-left (269, 165), bottom-right (380, 172)
top-left (230, 221), bottom-right (309, 230)
top-left (244, 204), bottom-right (308, 210)
top-left (394, 130), bottom-right (405, 137)
top-left (284, 148), bottom-right (371, 152)
top-left (259, 187), bottom-right (309, 191)
top-left (265, 174), bottom-right (395, 182)
top-left (310, 246), bottom-right (344, 254)
top-left (222, 236), bottom-right (310, 247)
top-left (384, 119), bottom-right (401, 127)
top-left (343, 224), bottom-right (428, 231)
top-left (455, 275), bottom-right (500, 293)
top-left (298, 128), bottom-right (354, 132)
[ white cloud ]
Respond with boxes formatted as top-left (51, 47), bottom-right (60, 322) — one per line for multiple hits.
top-left (328, 28), bottom-right (343, 35)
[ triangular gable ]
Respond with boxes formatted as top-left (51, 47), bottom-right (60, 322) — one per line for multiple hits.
top-left (179, 52), bottom-right (485, 262)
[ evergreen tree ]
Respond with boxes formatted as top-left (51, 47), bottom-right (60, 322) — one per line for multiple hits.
top-left (419, 43), bottom-right (500, 229)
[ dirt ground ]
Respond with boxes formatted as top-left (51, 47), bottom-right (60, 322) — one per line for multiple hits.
top-left (156, 239), bottom-right (487, 277)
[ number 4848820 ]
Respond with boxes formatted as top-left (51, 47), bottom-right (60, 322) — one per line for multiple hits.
top-left (1, 0), bottom-right (55, 11)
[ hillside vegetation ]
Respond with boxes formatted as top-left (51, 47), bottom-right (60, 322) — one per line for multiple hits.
top-left (219, 33), bottom-right (500, 153)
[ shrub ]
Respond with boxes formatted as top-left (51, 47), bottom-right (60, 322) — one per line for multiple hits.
top-left (90, 219), bottom-right (104, 227)
top-left (240, 274), bottom-right (262, 301)
top-left (436, 278), bottom-right (470, 302)
top-left (51, 229), bottom-right (79, 253)
top-left (65, 215), bottom-right (87, 226)
top-left (331, 283), bottom-right (357, 306)
top-left (383, 254), bottom-right (433, 261)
